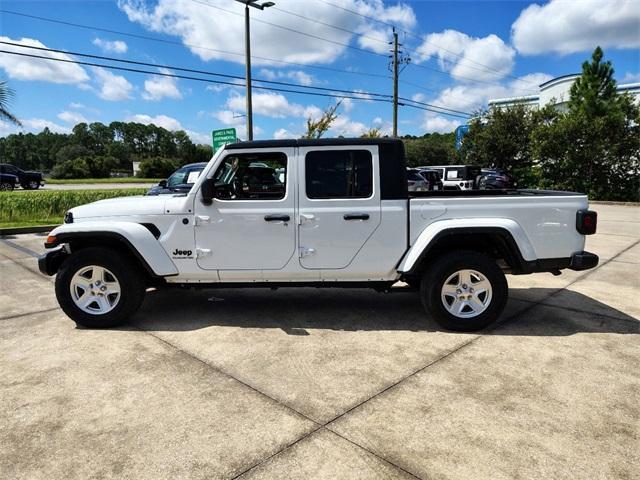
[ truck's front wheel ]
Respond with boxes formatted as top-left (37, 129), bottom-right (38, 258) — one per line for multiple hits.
top-left (421, 251), bottom-right (507, 332)
top-left (55, 247), bottom-right (146, 328)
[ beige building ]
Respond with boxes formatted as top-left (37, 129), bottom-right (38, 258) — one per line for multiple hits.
top-left (489, 74), bottom-right (640, 111)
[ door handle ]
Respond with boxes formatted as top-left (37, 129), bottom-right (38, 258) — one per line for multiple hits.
top-left (264, 214), bottom-right (290, 222)
top-left (343, 213), bottom-right (370, 221)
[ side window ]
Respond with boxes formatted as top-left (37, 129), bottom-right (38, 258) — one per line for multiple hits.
top-left (305, 150), bottom-right (373, 199)
top-left (212, 152), bottom-right (287, 200)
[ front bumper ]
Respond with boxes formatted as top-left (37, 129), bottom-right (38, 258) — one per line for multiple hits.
top-left (38, 245), bottom-right (68, 276)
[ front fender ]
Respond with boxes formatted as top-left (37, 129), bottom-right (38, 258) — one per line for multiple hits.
top-left (397, 218), bottom-right (536, 273)
top-left (45, 221), bottom-right (178, 277)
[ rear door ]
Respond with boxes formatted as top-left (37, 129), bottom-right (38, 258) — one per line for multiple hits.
top-left (298, 146), bottom-right (381, 269)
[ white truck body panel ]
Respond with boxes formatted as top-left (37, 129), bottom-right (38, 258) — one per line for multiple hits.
top-left (56, 142), bottom-right (592, 284)
top-left (48, 221), bottom-right (179, 276)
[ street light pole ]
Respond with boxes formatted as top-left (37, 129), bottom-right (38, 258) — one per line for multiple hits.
top-left (244, 3), bottom-right (253, 140)
top-left (236, 0), bottom-right (275, 141)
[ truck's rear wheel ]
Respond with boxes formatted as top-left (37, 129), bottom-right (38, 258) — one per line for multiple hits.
top-left (55, 247), bottom-right (146, 328)
top-left (420, 251), bottom-right (507, 332)
top-left (0, 182), bottom-right (14, 191)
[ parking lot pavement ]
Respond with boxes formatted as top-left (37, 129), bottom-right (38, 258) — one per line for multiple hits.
top-left (1, 204), bottom-right (638, 479)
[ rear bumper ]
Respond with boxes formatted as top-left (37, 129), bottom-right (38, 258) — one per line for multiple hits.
top-left (518, 251), bottom-right (599, 274)
top-left (569, 251), bottom-right (599, 271)
top-left (38, 246), bottom-right (68, 276)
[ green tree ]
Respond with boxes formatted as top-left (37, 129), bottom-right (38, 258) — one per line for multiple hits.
top-left (532, 47), bottom-right (640, 200)
top-left (402, 132), bottom-right (457, 167)
top-left (459, 104), bottom-right (540, 187)
top-left (137, 157), bottom-right (177, 178)
top-left (0, 80), bottom-right (21, 126)
top-left (302, 101), bottom-right (341, 139)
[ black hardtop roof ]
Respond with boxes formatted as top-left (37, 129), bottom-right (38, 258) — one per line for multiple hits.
top-left (224, 138), bottom-right (403, 150)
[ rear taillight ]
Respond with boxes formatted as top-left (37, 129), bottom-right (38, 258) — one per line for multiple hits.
top-left (576, 210), bottom-right (597, 235)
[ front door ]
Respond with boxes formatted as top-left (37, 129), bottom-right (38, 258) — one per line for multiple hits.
top-left (298, 146), bottom-right (381, 269)
top-left (194, 148), bottom-right (296, 270)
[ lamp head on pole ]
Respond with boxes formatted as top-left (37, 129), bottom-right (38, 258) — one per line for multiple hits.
top-left (235, 0), bottom-right (275, 10)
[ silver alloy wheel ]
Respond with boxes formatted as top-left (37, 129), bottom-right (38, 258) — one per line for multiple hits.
top-left (441, 269), bottom-right (492, 319)
top-left (0, 182), bottom-right (12, 191)
top-left (70, 266), bottom-right (121, 315)
top-left (28, 180), bottom-right (39, 189)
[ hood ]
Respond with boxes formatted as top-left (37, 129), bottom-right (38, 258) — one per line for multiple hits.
top-left (24, 171), bottom-right (43, 177)
top-left (70, 195), bottom-right (167, 219)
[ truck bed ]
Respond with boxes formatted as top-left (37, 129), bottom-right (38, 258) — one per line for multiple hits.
top-left (409, 189), bottom-right (584, 198)
top-left (407, 191), bottom-right (589, 261)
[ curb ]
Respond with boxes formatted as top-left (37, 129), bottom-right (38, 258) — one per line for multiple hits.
top-left (0, 225), bottom-right (57, 236)
top-left (590, 201), bottom-right (640, 206)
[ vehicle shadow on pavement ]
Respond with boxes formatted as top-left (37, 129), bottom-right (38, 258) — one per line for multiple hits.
top-left (125, 287), bottom-right (639, 336)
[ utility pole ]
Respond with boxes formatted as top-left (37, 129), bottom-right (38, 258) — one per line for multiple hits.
top-left (392, 29), bottom-right (399, 138)
top-left (236, 0), bottom-right (275, 141)
top-left (389, 28), bottom-right (410, 138)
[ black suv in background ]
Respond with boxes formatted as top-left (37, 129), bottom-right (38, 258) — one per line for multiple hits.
top-left (478, 168), bottom-right (516, 189)
top-left (0, 171), bottom-right (18, 191)
top-left (146, 162), bottom-right (207, 195)
top-left (0, 164), bottom-right (44, 189)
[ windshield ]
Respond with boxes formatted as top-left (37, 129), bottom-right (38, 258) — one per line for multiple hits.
top-left (167, 167), bottom-right (203, 187)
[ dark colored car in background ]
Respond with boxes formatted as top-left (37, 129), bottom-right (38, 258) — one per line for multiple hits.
top-left (146, 162), bottom-right (207, 195)
top-left (0, 164), bottom-right (44, 189)
top-left (478, 168), bottom-right (516, 189)
top-left (0, 172), bottom-right (18, 191)
top-left (407, 168), bottom-right (430, 192)
top-left (417, 168), bottom-right (444, 191)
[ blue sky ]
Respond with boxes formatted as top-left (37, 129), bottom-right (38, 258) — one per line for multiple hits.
top-left (1, 0), bottom-right (639, 143)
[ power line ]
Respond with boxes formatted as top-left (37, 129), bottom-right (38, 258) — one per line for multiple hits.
top-left (269, 5), bottom-right (389, 46)
top-left (0, 9), bottom-right (390, 80)
top-left (0, 49), bottom-right (471, 119)
top-left (0, 41), bottom-right (394, 100)
top-left (0, 40), bottom-right (471, 117)
top-left (314, 0), bottom-right (540, 88)
top-left (189, 0), bottom-right (388, 58)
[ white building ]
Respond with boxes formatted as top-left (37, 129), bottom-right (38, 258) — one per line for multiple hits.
top-left (489, 74), bottom-right (640, 111)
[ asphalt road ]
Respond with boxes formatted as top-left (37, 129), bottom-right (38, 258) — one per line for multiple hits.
top-left (0, 203), bottom-right (638, 479)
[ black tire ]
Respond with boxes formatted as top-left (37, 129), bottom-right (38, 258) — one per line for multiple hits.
top-left (55, 247), bottom-right (146, 328)
top-left (0, 182), bottom-right (14, 191)
top-left (23, 181), bottom-right (40, 190)
top-left (420, 250), bottom-right (508, 332)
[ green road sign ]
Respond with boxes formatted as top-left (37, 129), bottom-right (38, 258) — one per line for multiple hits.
top-left (212, 128), bottom-right (237, 151)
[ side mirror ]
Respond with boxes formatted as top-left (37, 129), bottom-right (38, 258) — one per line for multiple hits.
top-left (158, 179), bottom-right (167, 188)
top-left (201, 177), bottom-right (216, 204)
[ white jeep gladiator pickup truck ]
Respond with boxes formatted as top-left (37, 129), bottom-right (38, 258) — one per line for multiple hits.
top-left (39, 139), bottom-right (599, 331)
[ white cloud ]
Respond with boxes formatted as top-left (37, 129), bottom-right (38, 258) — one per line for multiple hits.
top-left (0, 118), bottom-right (71, 135)
top-left (421, 114), bottom-right (461, 134)
top-left (259, 69), bottom-right (314, 86)
top-left (93, 67), bottom-right (134, 101)
top-left (0, 36), bottom-right (89, 84)
top-left (69, 102), bottom-right (85, 109)
top-left (92, 38), bottom-right (128, 54)
top-left (427, 72), bottom-right (552, 113)
top-left (416, 30), bottom-right (515, 82)
top-left (273, 128), bottom-right (296, 139)
top-left (142, 68), bottom-right (182, 101)
top-left (512, 0), bottom-right (640, 55)
top-left (211, 110), bottom-right (264, 140)
top-left (330, 115), bottom-right (368, 137)
top-left (185, 130), bottom-right (211, 145)
top-left (57, 110), bottom-right (89, 124)
top-left (117, 0), bottom-right (417, 65)
top-left (622, 72), bottom-right (640, 83)
top-left (127, 114), bottom-right (183, 131)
